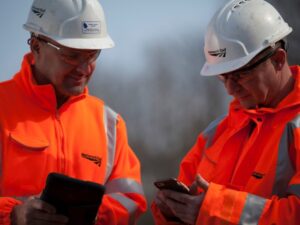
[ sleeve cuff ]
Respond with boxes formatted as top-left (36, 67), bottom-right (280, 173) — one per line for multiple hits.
top-left (0, 197), bottom-right (22, 225)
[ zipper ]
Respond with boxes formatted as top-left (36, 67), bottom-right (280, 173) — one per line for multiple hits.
top-left (55, 111), bottom-right (66, 173)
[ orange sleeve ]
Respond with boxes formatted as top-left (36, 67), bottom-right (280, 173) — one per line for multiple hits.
top-left (151, 134), bottom-right (207, 225)
top-left (96, 116), bottom-right (147, 225)
top-left (196, 126), bottom-right (300, 225)
top-left (177, 134), bottom-right (207, 186)
top-left (196, 182), bottom-right (300, 225)
top-left (0, 125), bottom-right (22, 225)
top-left (0, 197), bottom-right (21, 225)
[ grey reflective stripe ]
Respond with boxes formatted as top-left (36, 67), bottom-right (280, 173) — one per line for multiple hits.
top-left (239, 194), bottom-right (267, 225)
top-left (103, 106), bottom-right (118, 183)
top-left (290, 114), bottom-right (300, 128)
top-left (287, 184), bottom-right (300, 198)
top-left (105, 178), bottom-right (144, 195)
top-left (202, 115), bottom-right (226, 149)
top-left (272, 115), bottom-right (299, 197)
top-left (108, 193), bottom-right (137, 225)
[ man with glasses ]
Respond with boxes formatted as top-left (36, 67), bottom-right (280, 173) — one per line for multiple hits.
top-left (0, 0), bottom-right (146, 225)
top-left (152, 0), bottom-right (300, 224)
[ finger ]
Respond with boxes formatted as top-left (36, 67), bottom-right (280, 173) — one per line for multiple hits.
top-left (196, 174), bottom-right (209, 191)
top-left (154, 194), bottom-right (164, 207)
top-left (162, 190), bottom-right (189, 204)
top-left (164, 198), bottom-right (188, 220)
top-left (155, 191), bottom-right (168, 204)
top-left (31, 199), bottom-right (56, 214)
top-left (170, 200), bottom-right (200, 225)
top-left (33, 211), bottom-right (68, 223)
top-left (175, 213), bottom-right (194, 225)
top-left (189, 180), bottom-right (198, 195)
top-left (31, 219), bottom-right (68, 225)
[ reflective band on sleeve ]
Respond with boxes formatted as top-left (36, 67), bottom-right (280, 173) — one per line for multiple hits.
top-left (108, 193), bottom-right (137, 225)
top-left (202, 115), bottom-right (226, 149)
top-left (287, 184), bottom-right (300, 198)
top-left (103, 106), bottom-right (118, 183)
top-left (239, 194), bottom-right (267, 225)
top-left (272, 115), bottom-right (299, 197)
top-left (105, 178), bottom-right (144, 195)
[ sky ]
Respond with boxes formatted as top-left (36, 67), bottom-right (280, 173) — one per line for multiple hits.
top-left (1, 0), bottom-right (227, 81)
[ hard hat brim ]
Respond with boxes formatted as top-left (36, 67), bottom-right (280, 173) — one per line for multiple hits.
top-left (200, 50), bottom-right (259, 76)
top-left (55, 36), bottom-right (115, 50)
top-left (24, 24), bottom-right (115, 50)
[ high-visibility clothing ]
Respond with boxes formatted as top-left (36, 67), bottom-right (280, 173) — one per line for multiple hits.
top-left (152, 66), bottom-right (300, 224)
top-left (0, 53), bottom-right (147, 225)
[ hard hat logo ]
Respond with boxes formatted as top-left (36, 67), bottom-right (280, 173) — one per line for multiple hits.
top-left (208, 49), bottom-right (226, 58)
top-left (31, 6), bottom-right (46, 18)
top-left (82, 22), bottom-right (101, 34)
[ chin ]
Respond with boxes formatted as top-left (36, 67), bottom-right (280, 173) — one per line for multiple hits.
top-left (240, 101), bottom-right (257, 109)
top-left (64, 86), bottom-right (86, 96)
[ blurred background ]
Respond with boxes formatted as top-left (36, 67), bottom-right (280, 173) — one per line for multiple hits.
top-left (1, 0), bottom-right (300, 224)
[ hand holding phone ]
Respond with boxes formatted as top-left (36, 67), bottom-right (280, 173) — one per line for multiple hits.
top-left (154, 178), bottom-right (190, 194)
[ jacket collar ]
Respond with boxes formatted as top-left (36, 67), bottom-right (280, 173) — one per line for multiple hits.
top-left (13, 53), bottom-right (88, 112)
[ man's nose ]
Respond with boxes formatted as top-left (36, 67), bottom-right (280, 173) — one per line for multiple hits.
top-left (76, 60), bottom-right (94, 75)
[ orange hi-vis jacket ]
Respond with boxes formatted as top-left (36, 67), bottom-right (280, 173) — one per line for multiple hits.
top-left (152, 66), bottom-right (300, 224)
top-left (0, 53), bottom-right (147, 225)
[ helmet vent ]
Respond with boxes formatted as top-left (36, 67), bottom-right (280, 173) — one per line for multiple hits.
top-left (233, 0), bottom-right (250, 10)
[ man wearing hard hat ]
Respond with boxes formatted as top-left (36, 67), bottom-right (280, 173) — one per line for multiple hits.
top-left (0, 0), bottom-right (146, 224)
top-left (152, 0), bottom-right (300, 224)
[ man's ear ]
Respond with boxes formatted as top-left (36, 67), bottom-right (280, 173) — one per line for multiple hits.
top-left (29, 38), bottom-right (40, 54)
top-left (271, 48), bottom-right (286, 71)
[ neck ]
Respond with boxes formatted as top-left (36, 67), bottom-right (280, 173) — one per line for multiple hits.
top-left (56, 94), bottom-right (69, 109)
top-left (32, 65), bottom-right (49, 85)
top-left (32, 65), bottom-right (69, 109)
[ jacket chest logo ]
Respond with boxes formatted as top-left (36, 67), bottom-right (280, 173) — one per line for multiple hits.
top-left (81, 153), bottom-right (102, 167)
top-left (252, 171), bottom-right (265, 179)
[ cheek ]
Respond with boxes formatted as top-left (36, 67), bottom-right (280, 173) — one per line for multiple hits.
top-left (245, 83), bottom-right (269, 102)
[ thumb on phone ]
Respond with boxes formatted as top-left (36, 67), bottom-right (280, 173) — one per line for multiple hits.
top-left (189, 174), bottom-right (209, 195)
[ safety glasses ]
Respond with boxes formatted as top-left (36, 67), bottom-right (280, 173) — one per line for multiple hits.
top-left (37, 37), bottom-right (101, 66)
top-left (218, 46), bottom-right (280, 82)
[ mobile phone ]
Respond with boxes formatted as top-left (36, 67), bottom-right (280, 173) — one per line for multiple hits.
top-left (154, 178), bottom-right (190, 194)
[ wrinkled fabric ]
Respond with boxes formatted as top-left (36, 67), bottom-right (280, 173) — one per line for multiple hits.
top-left (152, 66), bottom-right (300, 225)
top-left (0, 53), bottom-right (146, 225)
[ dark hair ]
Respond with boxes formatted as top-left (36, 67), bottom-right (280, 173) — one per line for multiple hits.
top-left (279, 38), bottom-right (288, 52)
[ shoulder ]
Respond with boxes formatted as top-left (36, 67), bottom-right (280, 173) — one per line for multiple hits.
top-left (0, 78), bottom-right (17, 92)
top-left (84, 95), bottom-right (121, 120)
top-left (288, 113), bottom-right (300, 128)
top-left (0, 78), bottom-right (19, 103)
top-left (202, 114), bottom-right (227, 138)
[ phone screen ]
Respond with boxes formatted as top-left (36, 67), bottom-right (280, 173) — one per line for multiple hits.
top-left (154, 178), bottom-right (190, 194)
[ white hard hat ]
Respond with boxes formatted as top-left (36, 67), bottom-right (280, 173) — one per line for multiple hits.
top-left (200, 0), bottom-right (292, 76)
top-left (23, 0), bottom-right (114, 50)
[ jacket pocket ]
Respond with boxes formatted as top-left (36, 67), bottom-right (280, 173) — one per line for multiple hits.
top-left (9, 131), bottom-right (49, 151)
top-left (2, 131), bottom-right (50, 195)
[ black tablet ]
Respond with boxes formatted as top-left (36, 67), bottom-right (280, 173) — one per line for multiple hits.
top-left (40, 173), bottom-right (105, 225)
